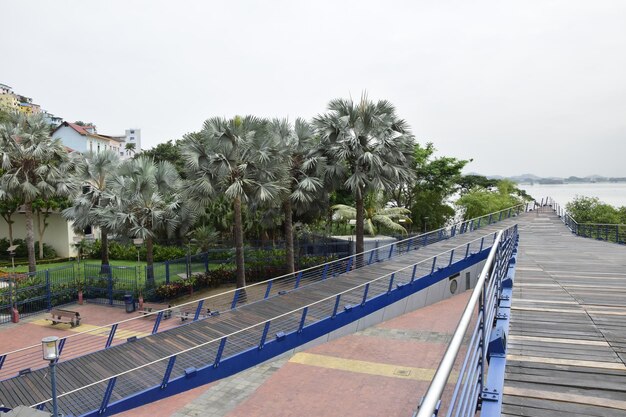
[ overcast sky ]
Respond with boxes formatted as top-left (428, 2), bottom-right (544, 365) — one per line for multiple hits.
top-left (3, 1), bottom-right (625, 177)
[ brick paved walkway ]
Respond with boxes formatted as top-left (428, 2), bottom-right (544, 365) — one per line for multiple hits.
top-left (113, 290), bottom-right (470, 417)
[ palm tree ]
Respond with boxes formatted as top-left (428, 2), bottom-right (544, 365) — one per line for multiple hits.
top-left (314, 94), bottom-right (415, 260)
top-left (99, 157), bottom-right (186, 286)
top-left (125, 142), bottom-right (136, 156)
top-left (0, 114), bottom-right (75, 273)
top-left (268, 118), bottom-right (324, 273)
top-left (62, 149), bottom-right (121, 268)
top-left (331, 192), bottom-right (412, 236)
top-left (183, 116), bottom-right (284, 288)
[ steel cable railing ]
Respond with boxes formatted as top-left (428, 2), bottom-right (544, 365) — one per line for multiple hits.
top-left (549, 197), bottom-right (626, 244)
top-left (0, 203), bottom-right (529, 380)
top-left (413, 225), bottom-right (518, 417)
top-left (23, 231), bottom-right (504, 416)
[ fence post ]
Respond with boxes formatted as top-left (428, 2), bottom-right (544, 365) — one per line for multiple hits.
top-left (449, 250), bottom-right (454, 266)
top-left (231, 289), bottom-right (240, 309)
top-left (204, 252), bottom-right (209, 272)
top-left (388, 244), bottom-right (394, 259)
top-left (410, 264), bottom-right (417, 283)
top-left (165, 261), bottom-right (170, 285)
top-left (332, 294), bottom-right (341, 318)
top-left (214, 337), bottom-right (227, 367)
top-left (298, 307), bottom-right (308, 333)
top-left (152, 311), bottom-right (163, 334)
top-left (194, 300), bottom-right (205, 321)
top-left (361, 283), bottom-right (370, 306)
top-left (258, 321), bottom-right (271, 349)
top-left (45, 270), bottom-right (51, 311)
top-left (387, 273), bottom-right (395, 293)
top-left (161, 356), bottom-right (177, 389)
top-left (106, 324), bottom-right (118, 348)
top-left (430, 257), bottom-right (437, 274)
top-left (98, 377), bottom-right (117, 415)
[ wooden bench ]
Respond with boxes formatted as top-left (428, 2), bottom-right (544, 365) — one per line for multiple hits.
top-left (46, 309), bottom-right (81, 328)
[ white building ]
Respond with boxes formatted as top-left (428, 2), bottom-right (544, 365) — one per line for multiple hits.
top-left (52, 122), bottom-right (126, 156)
top-left (124, 128), bottom-right (141, 157)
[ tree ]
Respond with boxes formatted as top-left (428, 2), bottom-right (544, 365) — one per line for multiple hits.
top-left (314, 94), bottom-right (415, 259)
top-left (183, 116), bottom-right (285, 289)
top-left (137, 140), bottom-right (186, 178)
top-left (125, 142), bottom-right (136, 155)
top-left (0, 178), bottom-right (20, 247)
top-left (390, 142), bottom-right (469, 231)
top-left (566, 196), bottom-right (622, 224)
top-left (0, 114), bottom-right (75, 272)
top-left (456, 180), bottom-right (526, 220)
top-left (269, 118), bottom-right (324, 273)
top-left (331, 192), bottom-right (411, 236)
top-left (62, 150), bottom-right (121, 268)
top-left (99, 157), bottom-right (187, 286)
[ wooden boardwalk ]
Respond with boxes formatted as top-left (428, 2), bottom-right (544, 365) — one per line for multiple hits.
top-left (0, 217), bottom-right (513, 416)
top-left (503, 208), bottom-right (626, 416)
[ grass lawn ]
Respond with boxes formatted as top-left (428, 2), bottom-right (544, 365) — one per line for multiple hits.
top-left (5, 259), bottom-right (147, 274)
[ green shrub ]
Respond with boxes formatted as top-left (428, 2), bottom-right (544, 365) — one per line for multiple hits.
top-left (0, 238), bottom-right (57, 259)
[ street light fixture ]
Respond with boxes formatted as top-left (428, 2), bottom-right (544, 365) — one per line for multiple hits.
top-left (41, 336), bottom-right (60, 417)
top-left (7, 244), bottom-right (18, 273)
top-left (133, 238), bottom-right (144, 264)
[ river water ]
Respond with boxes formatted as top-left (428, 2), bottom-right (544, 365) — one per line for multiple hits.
top-left (518, 183), bottom-right (626, 208)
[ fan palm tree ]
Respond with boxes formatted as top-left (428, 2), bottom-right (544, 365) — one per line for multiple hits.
top-left (183, 116), bottom-right (285, 288)
top-left (100, 157), bottom-right (186, 286)
top-left (268, 118), bottom-right (324, 273)
top-left (62, 149), bottom-right (121, 268)
top-left (0, 114), bottom-right (75, 272)
top-left (331, 193), bottom-right (412, 236)
top-left (314, 94), bottom-right (415, 259)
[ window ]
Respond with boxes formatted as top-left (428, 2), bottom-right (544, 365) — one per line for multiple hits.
top-left (130, 130), bottom-right (135, 134)
top-left (130, 137), bottom-right (134, 140)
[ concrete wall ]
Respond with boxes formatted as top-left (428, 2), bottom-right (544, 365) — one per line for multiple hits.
top-left (0, 212), bottom-right (77, 258)
top-left (53, 125), bottom-right (87, 152)
top-left (291, 259), bottom-right (486, 353)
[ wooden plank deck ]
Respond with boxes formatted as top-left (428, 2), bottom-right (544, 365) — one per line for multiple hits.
top-left (0, 217), bottom-right (513, 415)
top-left (503, 208), bottom-right (626, 417)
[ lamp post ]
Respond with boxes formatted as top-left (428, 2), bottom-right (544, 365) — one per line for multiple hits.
top-left (133, 238), bottom-right (144, 265)
top-left (7, 244), bottom-right (18, 275)
top-left (42, 336), bottom-right (60, 417)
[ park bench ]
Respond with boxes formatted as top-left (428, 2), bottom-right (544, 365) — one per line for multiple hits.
top-left (46, 308), bottom-right (81, 328)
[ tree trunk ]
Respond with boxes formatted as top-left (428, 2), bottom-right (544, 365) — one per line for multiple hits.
top-left (23, 202), bottom-right (37, 273)
top-left (36, 211), bottom-right (44, 259)
top-left (6, 215), bottom-right (14, 246)
top-left (355, 192), bottom-right (365, 267)
top-left (283, 199), bottom-right (295, 274)
top-left (101, 228), bottom-right (110, 266)
top-left (233, 196), bottom-right (246, 289)
top-left (146, 236), bottom-right (155, 287)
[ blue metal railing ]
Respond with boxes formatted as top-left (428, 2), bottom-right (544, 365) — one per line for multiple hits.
top-left (414, 225), bottom-right (519, 417)
top-left (0, 202), bottom-right (530, 381)
top-left (27, 230), bottom-right (503, 417)
top-left (550, 198), bottom-right (626, 245)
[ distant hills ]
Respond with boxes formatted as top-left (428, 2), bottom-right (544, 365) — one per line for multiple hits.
top-left (466, 172), bottom-right (626, 184)
top-left (486, 174), bottom-right (626, 184)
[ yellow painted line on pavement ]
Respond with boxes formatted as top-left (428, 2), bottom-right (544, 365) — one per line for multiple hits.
top-left (289, 352), bottom-right (457, 382)
top-left (31, 319), bottom-right (149, 339)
